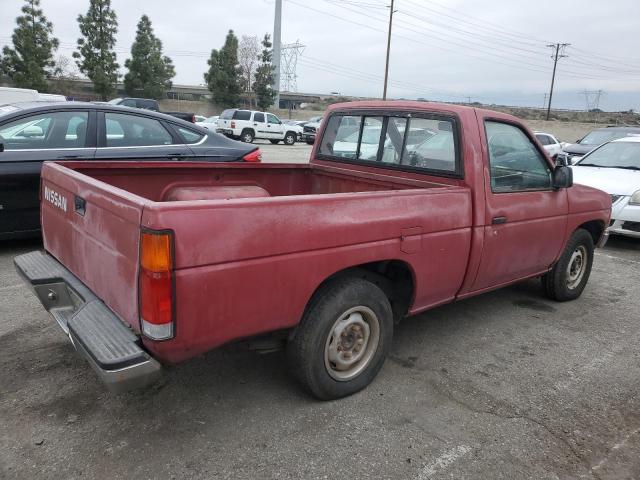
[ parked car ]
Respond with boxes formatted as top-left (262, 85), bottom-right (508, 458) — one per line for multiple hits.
top-left (194, 115), bottom-right (207, 123)
top-left (571, 136), bottom-right (640, 238)
top-left (302, 116), bottom-right (324, 144)
top-left (0, 86), bottom-right (40, 104)
top-left (14, 101), bottom-right (609, 399)
top-left (196, 115), bottom-right (219, 130)
top-left (562, 126), bottom-right (640, 163)
top-left (107, 97), bottom-right (196, 123)
top-left (0, 101), bottom-right (260, 240)
top-left (534, 131), bottom-right (563, 157)
top-left (217, 109), bottom-right (302, 145)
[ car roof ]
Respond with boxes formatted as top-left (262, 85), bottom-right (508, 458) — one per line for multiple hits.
top-left (0, 100), bottom-right (202, 129)
top-left (591, 126), bottom-right (640, 132)
top-left (611, 135), bottom-right (640, 143)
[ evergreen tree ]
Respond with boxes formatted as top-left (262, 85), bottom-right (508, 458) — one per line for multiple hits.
top-left (204, 30), bottom-right (242, 108)
top-left (0, 0), bottom-right (59, 92)
top-left (73, 0), bottom-right (119, 101)
top-left (123, 15), bottom-right (175, 99)
top-left (253, 34), bottom-right (277, 110)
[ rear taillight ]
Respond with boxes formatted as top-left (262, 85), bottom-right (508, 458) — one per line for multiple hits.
top-left (242, 149), bottom-right (262, 162)
top-left (139, 230), bottom-right (175, 340)
top-left (231, 121), bottom-right (236, 129)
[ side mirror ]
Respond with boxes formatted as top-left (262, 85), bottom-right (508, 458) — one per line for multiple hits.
top-left (553, 165), bottom-right (573, 189)
top-left (554, 152), bottom-right (569, 167)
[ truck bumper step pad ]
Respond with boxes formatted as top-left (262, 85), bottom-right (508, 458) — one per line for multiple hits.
top-left (14, 250), bottom-right (161, 393)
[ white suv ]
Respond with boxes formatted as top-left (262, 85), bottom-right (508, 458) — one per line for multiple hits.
top-left (217, 109), bottom-right (302, 145)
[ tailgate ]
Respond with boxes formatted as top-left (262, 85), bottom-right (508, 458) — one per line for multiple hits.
top-left (40, 162), bottom-right (147, 332)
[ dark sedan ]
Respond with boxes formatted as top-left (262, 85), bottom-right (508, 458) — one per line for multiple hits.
top-left (0, 101), bottom-right (260, 240)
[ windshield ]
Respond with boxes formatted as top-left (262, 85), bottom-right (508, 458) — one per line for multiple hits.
top-left (579, 130), bottom-right (632, 146)
top-left (577, 141), bottom-right (640, 168)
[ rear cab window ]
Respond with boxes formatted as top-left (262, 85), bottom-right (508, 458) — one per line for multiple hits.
top-left (318, 111), bottom-right (461, 177)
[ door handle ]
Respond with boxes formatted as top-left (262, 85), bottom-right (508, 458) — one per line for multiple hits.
top-left (492, 216), bottom-right (507, 225)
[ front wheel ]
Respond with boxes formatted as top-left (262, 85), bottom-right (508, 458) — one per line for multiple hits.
top-left (284, 132), bottom-right (296, 145)
top-left (287, 277), bottom-right (393, 400)
top-left (542, 229), bottom-right (594, 301)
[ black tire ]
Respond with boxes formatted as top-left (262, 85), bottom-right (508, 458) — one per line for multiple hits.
top-left (269, 139), bottom-right (280, 145)
top-left (284, 132), bottom-right (296, 145)
top-left (240, 129), bottom-right (254, 143)
top-left (305, 139), bottom-right (315, 145)
top-left (287, 276), bottom-right (393, 400)
top-left (542, 229), bottom-right (594, 301)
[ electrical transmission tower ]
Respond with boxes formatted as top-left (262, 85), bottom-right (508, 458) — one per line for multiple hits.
top-left (545, 42), bottom-right (570, 120)
top-left (280, 41), bottom-right (305, 92)
top-left (580, 89), bottom-right (604, 111)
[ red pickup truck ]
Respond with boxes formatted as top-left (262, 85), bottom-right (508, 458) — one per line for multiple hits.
top-left (15, 101), bottom-right (610, 399)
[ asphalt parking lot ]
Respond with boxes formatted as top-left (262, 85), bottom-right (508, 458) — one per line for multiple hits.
top-left (1, 229), bottom-right (639, 479)
top-left (258, 139), bottom-right (313, 163)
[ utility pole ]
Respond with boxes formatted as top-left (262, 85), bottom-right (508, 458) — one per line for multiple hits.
top-left (382, 0), bottom-right (395, 100)
top-left (545, 42), bottom-right (570, 120)
top-left (273, 0), bottom-right (282, 108)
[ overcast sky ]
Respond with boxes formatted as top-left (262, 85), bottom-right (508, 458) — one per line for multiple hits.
top-left (2, 0), bottom-right (639, 111)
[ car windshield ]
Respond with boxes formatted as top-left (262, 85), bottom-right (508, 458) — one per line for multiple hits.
top-left (577, 142), bottom-right (640, 169)
top-left (579, 130), bottom-right (632, 146)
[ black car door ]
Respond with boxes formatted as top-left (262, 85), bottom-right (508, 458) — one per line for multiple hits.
top-left (94, 111), bottom-right (193, 161)
top-left (0, 109), bottom-right (96, 238)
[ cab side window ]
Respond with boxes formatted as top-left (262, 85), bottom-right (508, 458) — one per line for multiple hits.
top-left (253, 112), bottom-right (265, 123)
top-left (486, 121), bottom-right (552, 192)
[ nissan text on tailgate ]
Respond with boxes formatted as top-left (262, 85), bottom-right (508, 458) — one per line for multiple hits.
top-left (15, 101), bottom-right (611, 399)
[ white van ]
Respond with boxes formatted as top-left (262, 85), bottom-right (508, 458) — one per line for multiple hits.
top-left (0, 87), bottom-right (39, 104)
top-left (38, 93), bottom-right (67, 102)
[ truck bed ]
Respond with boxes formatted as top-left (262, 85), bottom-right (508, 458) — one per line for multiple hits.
top-left (39, 161), bottom-right (472, 361)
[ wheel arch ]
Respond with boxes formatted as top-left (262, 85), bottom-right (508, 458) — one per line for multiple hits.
top-left (577, 219), bottom-right (605, 245)
top-left (302, 260), bottom-right (416, 324)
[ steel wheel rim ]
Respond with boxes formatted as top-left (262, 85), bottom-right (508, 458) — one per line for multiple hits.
top-left (243, 133), bottom-right (252, 142)
top-left (285, 135), bottom-right (294, 144)
top-left (566, 245), bottom-right (587, 289)
top-left (324, 306), bottom-right (380, 381)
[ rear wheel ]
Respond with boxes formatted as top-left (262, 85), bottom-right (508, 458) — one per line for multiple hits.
top-left (542, 229), bottom-right (594, 301)
top-left (269, 140), bottom-right (280, 145)
top-left (240, 129), bottom-right (254, 143)
top-left (284, 132), bottom-right (296, 145)
top-left (305, 139), bottom-right (315, 145)
top-left (287, 277), bottom-right (393, 400)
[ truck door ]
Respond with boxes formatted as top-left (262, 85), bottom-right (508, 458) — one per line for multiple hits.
top-left (471, 119), bottom-right (568, 291)
top-left (252, 112), bottom-right (268, 139)
top-left (266, 113), bottom-right (284, 139)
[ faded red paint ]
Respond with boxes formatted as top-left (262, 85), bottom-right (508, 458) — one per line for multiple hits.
top-left (39, 101), bottom-right (611, 364)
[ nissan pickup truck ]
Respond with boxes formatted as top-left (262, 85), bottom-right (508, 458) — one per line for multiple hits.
top-left (15, 101), bottom-right (611, 400)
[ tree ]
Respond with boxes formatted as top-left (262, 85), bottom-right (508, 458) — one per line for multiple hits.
top-left (238, 35), bottom-right (260, 93)
top-left (204, 30), bottom-right (242, 108)
top-left (123, 15), bottom-right (175, 99)
top-left (49, 55), bottom-right (79, 96)
top-left (253, 34), bottom-right (277, 110)
top-left (0, 0), bottom-right (59, 92)
top-left (73, 0), bottom-right (119, 101)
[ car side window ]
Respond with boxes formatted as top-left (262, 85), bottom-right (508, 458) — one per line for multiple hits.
top-left (176, 127), bottom-right (204, 144)
top-left (253, 112), bottom-right (265, 123)
top-left (104, 112), bottom-right (173, 147)
top-left (267, 114), bottom-right (281, 124)
top-left (0, 111), bottom-right (88, 150)
top-left (234, 110), bottom-right (251, 121)
top-left (535, 134), bottom-right (550, 146)
top-left (486, 121), bottom-right (552, 192)
top-left (121, 99), bottom-right (137, 108)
